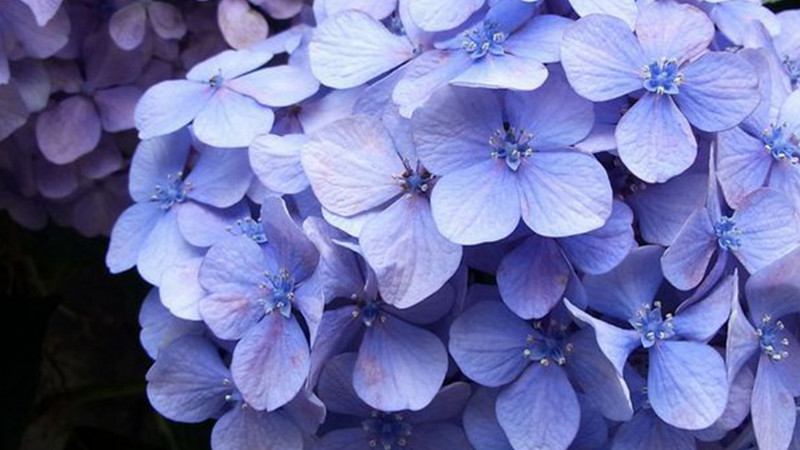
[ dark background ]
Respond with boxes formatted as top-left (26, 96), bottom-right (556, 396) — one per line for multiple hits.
top-left (2, 2), bottom-right (800, 448)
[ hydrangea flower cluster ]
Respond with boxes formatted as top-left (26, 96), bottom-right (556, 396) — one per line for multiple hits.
top-left (3, 0), bottom-right (800, 449)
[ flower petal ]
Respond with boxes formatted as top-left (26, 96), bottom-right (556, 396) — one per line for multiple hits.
top-left (733, 188), bottom-right (800, 274)
top-left (193, 89), bottom-right (275, 148)
top-left (36, 96), bottom-right (101, 164)
top-left (635, 1), bottom-right (713, 63)
top-left (135, 80), bottom-right (214, 140)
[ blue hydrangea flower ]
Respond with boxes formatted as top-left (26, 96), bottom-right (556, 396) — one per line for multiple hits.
top-left (138, 288), bottom-right (205, 360)
top-left (301, 115), bottom-right (462, 308)
top-left (411, 71), bottom-right (612, 245)
top-left (496, 200), bottom-right (634, 319)
top-left (561, 0), bottom-right (760, 182)
top-left (449, 300), bottom-right (633, 449)
top-left (106, 129), bottom-right (252, 285)
top-left (135, 49), bottom-right (320, 148)
top-left (305, 217), bottom-right (450, 412)
top-left (774, 10), bottom-right (800, 90)
top-left (314, 353), bottom-right (472, 450)
top-left (406, 0), bottom-right (487, 32)
top-left (565, 246), bottom-right (735, 430)
top-left (146, 335), bottom-right (322, 450)
top-left (727, 248), bottom-right (800, 450)
top-left (197, 196), bottom-right (322, 411)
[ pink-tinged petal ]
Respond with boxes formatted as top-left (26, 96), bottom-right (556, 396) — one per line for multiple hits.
top-left (228, 65), bottom-right (319, 107)
top-left (752, 354), bottom-right (798, 450)
top-left (569, 0), bottom-right (637, 29)
top-left (160, 257), bottom-right (204, 321)
top-left (135, 80), bottom-right (214, 140)
top-left (560, 200), bottom-right (635, 275)
top-left (109, 2), bottom-right (147, 51)
top-left (193, 89), bottom-right (275, 148)
top-left (430, 160), bottom-right (520, 245)
top-left (217, 0), bottom-right (269, 50)
top-left (648, 341), bottom-right (728, 430)
top-left (355, 316), bottom-right (447, 411)
top-left (187, 50), bottom-right (273, 82)
top-left (450, 54), bottom-right (548, 91)
top-left (504, 15), bottom-right (573, 64)
top-left (407, 0), bottom-right (484, 32)
top-left (616, 93), bottom-right (696, 183)
top-left (745, 247), bottom-right (800, 322)
top-left (496, 364), bottom-right (580, 450)
top-left (106, 203), bottom-right (162, 274)
top-left (717, 127), bottom-right (771, 209)
top-left (211, 407), bottom-right (303, 450)
top-left (627, 172), bottom-right (707, 246)
top-left (138, 208), bottom-right (203, 285)
top-left (672, 272), bottom-right (736, 342)
top-left (250, 134), bottom-right (308, 194)
top-left (561, 14), bottom-right (648, 101)
top-left (360, 194), bottom-right (462, 308)
top-left (232, 314), bottom-right (310, 411)
top-left (497, 235), bottom-right (570, 320)
top-left (635, 1), bottom-right (713, 63)
top-left (20, 0), bottom-right (63, 26)
top-left (661, 208), bottom-right (717, 291)
top-left (199, 290), bottom-right (264, 341)
top-left (146, 1), bottom-right (187, 40)
top-left (392, 49), bottom-right (474, 118)
top-left (583, 245), bottom-right (664, 321)
top-left (518, 150), bottom-right (612, 238)
top-left (128, 129), bottom-right (192, 203)
top-left (94, 86), bottom-right (141, 132)
top-left (309, 10), bottom-right (414, 89)
top-left (564, 299), bottom-right (641, 376)
top-left (36, 96), bottom-right (101, 164)
top-left (676, 52), bottom-right (760, 132)
top-left (34, 159), bottom-right (77, 199)
top-left (301, 115), bottom-right (405, 216)
top-left (411, 85), bottom-right (502, 175)
top-left (449, 301), bottom-right (533, 386)
top-left (0, 84), bottom-right (27, 141)
top-left (505, 71), bottom-right (594, 149)
top-left (733, 188), bottom-right (800, 274)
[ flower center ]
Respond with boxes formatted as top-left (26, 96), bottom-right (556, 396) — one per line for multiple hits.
top-left (209, 73), bottom-right (224, 89)
top-left (756, 314), bottom-right (790, 362)
top-left (522, 320), bottom-right (573, 366)
top-left (714, 216), bottom-right (742, 251)
top-left (151, 171), bottom-right (190, 210)
top-left (629, 301), bottom-right (675, 348)
top-left (489, 126), bottom-right (533, 171)
top-left (352, 298), bottom-right (387, 327)
top-left (395, 160), bottom-right (434, 194)
top-left (785, 57), bottom-right (799, 88)
top-left (461, 21), bottom-right (506, 59)
top-left (259, 269), bottom-right (295, 318)
top-left (222, 378), bottom-right (244, 404)
top-left (362, 411), bottom-right (412, 449)
top-left (228, 218), bottom-right (267, 244)
top-left (643, 58), bottom-right (683, 95)
top-left (762, 124), bottom-right (800, 164)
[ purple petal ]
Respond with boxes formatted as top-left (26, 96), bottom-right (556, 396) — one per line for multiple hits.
top-left (354, 315), bottom-right (447, 411)
top-left (733, 188), bottom-right (800, 274)
top-left (616, 93), bottom-right (696, 183)
top-left (717, 127), bottom-right (772, 209)
top-left (676, 52), bottom-right (760, 132)
top-left (635, 1), bottom-right (713, 63)
top-left (504, 70), bottom-right (594, 149)
top-left (20, 0), bottom-right (63, 26)
top-left (316, 353), bottom-right (372, 417)
top-left (410, 423), bottom-right (473, 450)
top-left (106, 203), bottom-right (161, 274)
top-left (561, 14), bottom-right (648, 101)
top-left (259, 196), bottom-right (319, 281)
top-left (648, 340), bottom-right (728, 430)
top-left (34, 159), bottom-right (77, 199)
top-left (193, 89), bottom-right (275, 148)
top-left (672, 272), bottom-right (736, 341)
top-left (187, 50), bottom-right (272, 82)
top-left (497, 235), bottom-right (570, 320)
top-left (726, 292), bottom-right (760, 382)
top-left (211, 406), bottom-right (303, 450)
top-left (309, 10), bottom-right (414, 89)
top-left (752, 354), bottom-right (798, 450)
top-left (407, 0), bottom-right (484, 32)
top-left (308, 307), bottom-right (363, 387)
top-left (746, 247), bottom-right (800, 321)
top-left (138, 289), bottom-right (204, 359)
top-left (570, 0), bottom-right (637, 28)
top-left (504, 15), bottom-right (573, 64)
top-left (463, 388), bottom-right (513, 450)
top-left (315, 429), bottom-right (366, 450)
top-left (360, 194), bottom-right (462, 308)
top-left (407, 382), bottom-right (471, 423)
top-left (93, 86), bottom-right (140, 132)
top-left (301, 116), bottom-right (405, 216)
top-left (250, 134), bottom-right (308, 195)
top-left (138, 208), bottom-right (203, 285)
top-left (560, 200), bottom-right (635, 275)
top-left (412, 86), bottom-right (503, 175)
top-left (128, 129), bottom-right (192, 203)
top-left (176, 202), bottom-right (249, 248)
top-left (185, 147), bottom-right (252, 208)
top-left (160, 257), bottom-right (205, 321)
top-left (392, 50), bottom-right (473, 118)
top-left (0, 84), bottom-right (28, 141)
top-left (612, 409), bottom-right (695, 450)
top-left (146, 1), bottom-right (187, 40)
top-left (109, 2), bottom-right (147, 50)
top-left (661, 208), bottom-right (717, 291)
top-left (450, 54), bottom-right (548, 91)
top-left (232, 314), bottom-right (309, 411)
top-left (36, 96), bottom-right (101, 164)
top-left (145, 335), bottom-right (231, 422)
top-left (449, 301), bottom-right (532, 386)
top-left (2, 0), bottom-right (68, 58)
top-left (496, 364), bottom-right (580, 450)
top-left (135, 80), bottom-right (214, 140)
top-left (695, 364), bottom-right (755, 441)
top-left (228, 65), bottom-right (320, 107)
